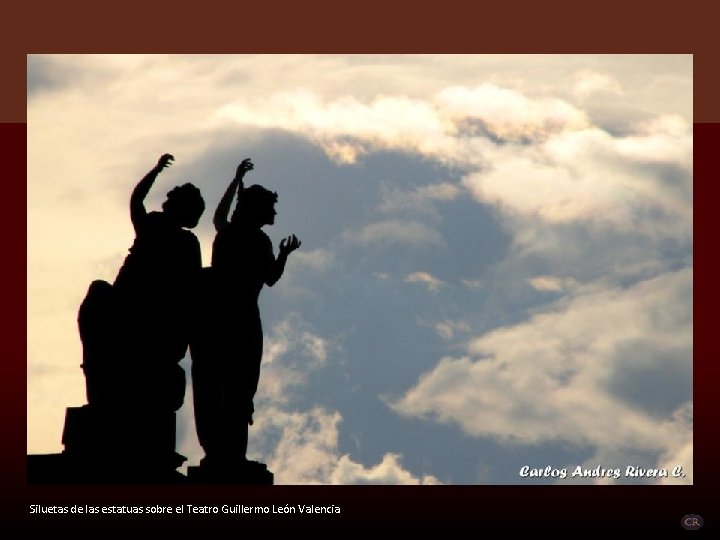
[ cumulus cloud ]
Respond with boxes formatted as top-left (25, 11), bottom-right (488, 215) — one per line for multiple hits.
top-left (436, 84), bottom-right (589, 143)
top-left (251, 406), bottom-right (441, 484)
top-left (177, 317), bottom-right (438, 484)
top-left (255, 319), bottom-right (331, 404)
top-left (210, 77), bottom-right (691, 259)
top-left (215, 90), bottom-right (448, 165)
top-left (657, 404), bottom-right (693, 485)
top-left (208, 73), bottom-right (690, 252)
top-left (214, 81), bottom-right (590, 164)
top-left (331, 453), bottom-right (441, 485)
top-left (462, 120), bottom-right (691, 233)
top-left (212, 82), bottom-right (591, 167)
top-left (558, 402), bottom-right (692, 485)
top-left (393, 269), bottom-right (692, 482)
top-left (252, 406), bottom-right (341, 484)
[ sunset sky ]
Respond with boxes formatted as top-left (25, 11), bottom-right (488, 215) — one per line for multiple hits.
top-left (27, 55), bottom-right (692, 484)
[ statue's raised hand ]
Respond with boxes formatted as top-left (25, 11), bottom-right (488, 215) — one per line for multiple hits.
top-left (235, 158), bottom-right (254, 180)
top-left (279, 234), bottom-right (302, 257)
top-left (156, 153), bottom-right (175, 170)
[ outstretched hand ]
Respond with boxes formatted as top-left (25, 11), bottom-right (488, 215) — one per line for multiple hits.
top-left (279, 234), bottom-right (302, 257)
top-left (156, 153), bottom-right (174, 170)
top-left (235, 158), bottom-right (254, 180)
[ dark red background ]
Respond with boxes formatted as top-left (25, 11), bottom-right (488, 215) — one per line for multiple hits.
top-left (4, 0), bottom-right (717, 531)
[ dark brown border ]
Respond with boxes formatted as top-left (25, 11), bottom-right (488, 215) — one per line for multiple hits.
top-left (7, 1), bottom-right (717, 532)
top-left (2, 1), bottom-right (719, 121)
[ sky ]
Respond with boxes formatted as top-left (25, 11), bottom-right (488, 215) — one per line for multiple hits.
top-left (27, 54), bottom-right (693, 485)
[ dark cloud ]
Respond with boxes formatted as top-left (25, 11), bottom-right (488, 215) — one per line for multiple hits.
top-left (173, 128), bottom-right (532, 481)
top-left (582, 102), bottom-right (657, 137)
top-left (454, 117), bottom-right (537, 146)
top-left (116, 127), bottom-right (698, 483)
top-left (180, 128), bottom-right (690, 483)
top-left (607, 342), bottom-right (692, 419)
top-left (492, 217), bottom-right (692, 289)
top-left (166, 128), bottom-right (378, 251)
top-left (27, 56), bottom-right (72, 99)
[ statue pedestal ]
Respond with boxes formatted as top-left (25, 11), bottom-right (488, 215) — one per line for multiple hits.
top-left (28, 404), bottom-right (186, 484)
top-left (187, 460), bottom-right (274, 485)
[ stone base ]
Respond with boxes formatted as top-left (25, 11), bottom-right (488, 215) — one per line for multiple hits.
top-left (63, 405), bottom-right (178, 456)
top-left (27, 454), bottom-right (71, 484)
top-left (27, 404), bottom-right (186, 484)
top-left (187, 461), bottom-right (274, 485)
top-left (27, 453), bottom-right (187, 484)
top-left (27, 454), bottom-right (273, 485)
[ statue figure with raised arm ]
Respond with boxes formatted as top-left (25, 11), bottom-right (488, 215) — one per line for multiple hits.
top-left (190, 158), bottom-right (300, 479)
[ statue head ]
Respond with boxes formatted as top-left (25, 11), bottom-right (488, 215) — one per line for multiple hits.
top-left (232, 184), bottom-right (278, 227)
top-left (162, 183), bottom-right (205, 228)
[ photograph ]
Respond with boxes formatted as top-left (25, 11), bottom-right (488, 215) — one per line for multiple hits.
top-left (27, 54), bottom-right (693, 488)
top-left (6, 5), bottom-right (715, 529)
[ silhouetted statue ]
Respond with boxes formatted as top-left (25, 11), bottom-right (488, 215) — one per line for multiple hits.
top-left (66, 153), bottom-right (205, 481)
top-left (190, 158), bottom-right (300, 476)
top-left (79, 153), bottom-right (204, 411)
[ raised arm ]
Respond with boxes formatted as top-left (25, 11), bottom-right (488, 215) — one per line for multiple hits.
top-left (130, 153), bottom-right (174, 232)
top-left (266, 234), bottom-right (301, 286)
top-left (214, 158), bottom-right (254, 232)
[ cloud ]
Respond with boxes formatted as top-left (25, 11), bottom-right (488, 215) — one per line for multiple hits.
top-left (250, 406), bottom-right (441, 484)
top-left (349, 219), bottom-right (444, 248)
top-left (657, 404), bottom-right (693, 485)
top-left (215, 90), bottom-right (448, 165)
top-left (210, 78), bottom-right (690, 257)
top-left (28, 55), bottom-right (692, 485)
top-left (434, 319), bottom-right (471, 340)
top-left (572, 70), bottom-right (623, 98)
top-left (379, 182), bottom-right (461, 217)
top-left (393, 269), bottom-right (692, 482)
top-left (252, 406), bottom-right (341, 484)
top-left (331, 453), bottom-right (441, 485)
top-left (405, 271), bottom-right (447, 292)
top-left (436, 84), bottom-right (588, 143)
top-left (290, 248), bottom-right (335, 271)
top-left (462, 120), bottom-right (691, 233)
top-left (177, 317), bottom-right (440, 484)
top-left (27, 56), bottom-right (75, 99)
top-left (206, 74), bottom-right (692, 254)
top-left (528, 275), bottom-right (579, 292)
top-left (213, 82), bottom-right (590, 166)
top-left (558, 402), bottom-right (692, 485)
top-left (255, 319), bottom-right (331, 404)
top-left (301, 332), bottom-right (328, 363)
top-left (461, 278), bottom-right (485, 290)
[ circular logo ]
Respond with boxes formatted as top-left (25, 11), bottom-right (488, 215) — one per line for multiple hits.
top-left (681, 515), bottom-right (703, 530)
